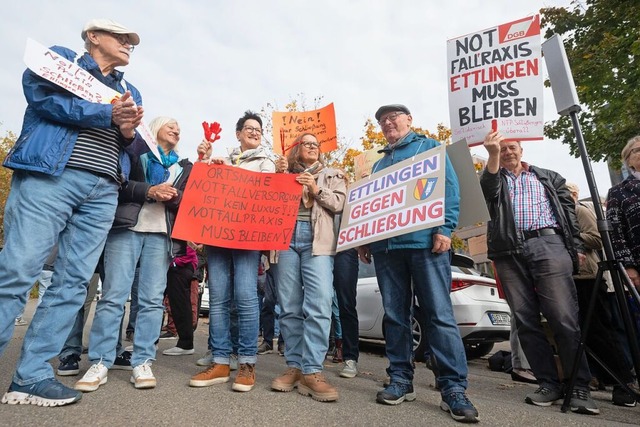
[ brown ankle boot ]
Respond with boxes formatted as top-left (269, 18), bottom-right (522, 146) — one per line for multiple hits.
top-left (332, 339), bottom-right (343, 363)
top-left (298, 372), bottom-right (339, 402)
top-left (271, 367), bottom-right (301, 392)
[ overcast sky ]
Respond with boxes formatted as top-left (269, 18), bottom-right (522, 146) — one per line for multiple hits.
top-left (0, 0), bottom-right (612, 197)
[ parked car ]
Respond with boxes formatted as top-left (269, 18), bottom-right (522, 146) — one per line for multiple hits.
top-left (199, 280), bottom-right (209, 316)
top-left (356, 253), bottom-right (510, 360)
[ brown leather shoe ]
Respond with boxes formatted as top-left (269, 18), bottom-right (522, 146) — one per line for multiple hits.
top-left (271, 367), bottom-right (301, 392)
top-left (189, 363), bottom-right (230, 387)
top-left (298, 372), bottom-right (339, 402)
top-left (232, 363), bottom-right (255, 392)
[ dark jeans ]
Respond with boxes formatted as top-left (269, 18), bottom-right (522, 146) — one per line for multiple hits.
top-left (333, 249), bottom-right (359, 362)
top-left (494, 234), bottom-right (592, 390)
top-left (126, 267), bottom-right (140, 335)
top-left (166, 264), bottom-right (195, 350)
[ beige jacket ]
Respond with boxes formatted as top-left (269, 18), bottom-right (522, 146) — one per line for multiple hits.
top-left (309, 167), bottom-right (347, 255)
top-left (574, 202), bottom-right (601, 279)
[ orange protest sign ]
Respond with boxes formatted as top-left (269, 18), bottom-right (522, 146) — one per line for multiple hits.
top-left (171, 163), bottom-right (302, 250)
top-left (272, 103), bottom-right (337, 155)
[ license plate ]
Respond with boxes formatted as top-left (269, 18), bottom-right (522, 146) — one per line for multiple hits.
top-left (488, 312), bottom-right (510, 325)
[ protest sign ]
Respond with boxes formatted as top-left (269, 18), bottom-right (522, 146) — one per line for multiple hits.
top-left (447, 15), bottom-right (543, 146)
top-left (272, 103), bottom-right (337, 155)
top-left (337, 145), bottom-right (445, 252)
top-left (23, 38), bottom-right (160, 159)
top-left (172, 163), bottom-right (302, 250)
top-left (353, 147), bottom-right (384, 181)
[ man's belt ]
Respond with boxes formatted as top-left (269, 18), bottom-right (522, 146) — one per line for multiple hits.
top-left (521, 228), bottom-right (560, 240)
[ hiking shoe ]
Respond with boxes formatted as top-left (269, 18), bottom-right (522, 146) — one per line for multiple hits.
top-left (570, 388), bottom-right (600, 414)
top-left (130, 362), bottom-right (156, 389)
top-left (75, 363), bottom-right (108, 392)
top-left (525, 386), bottom-right (563, 407)
top-left (189, 364), bottom-right (230, 387)
top-left (163, 346), bottom-right (195, 356)
top-left (613, 385), bottom-right (638, 407)
top-left (440, 391), bottom-right (479, 423)
top-left (257, 341), bottom-right (273, 355)
top-left (298, 372), bottom-right (339, 402)
top-left (1, 378), bottom-right (81, 407)
top-left (339, 360), bottom-right (358, 378)
top-left (57, 354), bottom-right (81, 376)
top-left (112, 351), bottom-right (133, 371)
top-left (271, 367), bottom-right (302, 392)
top-left (376, 382), bottom-right (416, 405)
top-left (159, 331), bottom-right (177, 340)
top-left (230, 354), bottom-right (238, 371)
top-left (277, 342), bottom-right (285, 356)
top-left (196, 350), bottom-right (213, 366)
top-left (232, 363), bottom-right (255, 392)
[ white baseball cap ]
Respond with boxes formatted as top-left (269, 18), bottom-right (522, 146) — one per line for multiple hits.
top-left (81, 18), bottom-right (140, 46)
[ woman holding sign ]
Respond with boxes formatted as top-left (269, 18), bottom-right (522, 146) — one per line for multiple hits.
top-left (270, 133), bottom-right (346, 402)
top-left (191, 111), bottom-right (286, 392)
top-left (76, 116), bottom-right (193, 392)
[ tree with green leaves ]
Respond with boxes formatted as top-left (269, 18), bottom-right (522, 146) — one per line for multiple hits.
top-left (541, 0), bottom-right (640, 167)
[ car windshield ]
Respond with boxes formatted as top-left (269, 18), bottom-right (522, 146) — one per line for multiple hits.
top-left (451, 265), bottom-right (483, 276)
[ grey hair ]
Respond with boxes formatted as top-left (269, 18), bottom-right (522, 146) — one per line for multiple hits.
top-left (565, 182), bottom-right (579, 195)
top-left (622, 135), bottom-right (640, 170)
top-left (148, 116), bottom-right (179, 141)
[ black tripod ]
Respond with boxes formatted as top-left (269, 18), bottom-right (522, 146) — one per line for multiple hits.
top-left (560, 110), bottom-right (640, 412)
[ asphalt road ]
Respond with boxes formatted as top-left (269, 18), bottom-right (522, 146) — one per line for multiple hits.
top-left (0, 299), bottom-right (637, 426)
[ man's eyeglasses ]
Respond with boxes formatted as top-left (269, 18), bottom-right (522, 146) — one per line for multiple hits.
top-left (242, 126), bottom-right (263, 135)
top-left (301, 141), bottom-right (319, 149)
top-left (100, 31), bottom-right (135, 52)
top-left (377, 112), bottom-right (406, 125)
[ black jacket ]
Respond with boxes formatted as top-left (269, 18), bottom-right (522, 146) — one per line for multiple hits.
top-left (480, 164), bottom-right (584, 273)
top-left (112, 156), bottom-right (193, 257)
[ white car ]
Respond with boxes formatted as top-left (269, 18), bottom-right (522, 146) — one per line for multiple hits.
top-left (356, 253), bottom-right (510, 360)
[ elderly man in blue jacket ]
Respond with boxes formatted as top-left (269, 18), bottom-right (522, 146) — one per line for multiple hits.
top-left (359, 104), bottom-right (478, 423)
top-left (0, 18), bottom-right (146, 407)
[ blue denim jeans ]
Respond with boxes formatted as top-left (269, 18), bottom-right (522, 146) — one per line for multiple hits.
top-left (494, 234), bottom-right (592, 390)
top-left (0, 168), bottom-right (117, 385)
top-left (273, 221), bottom-right (334, 374)
top-left (374, 249), bottom-right (468, 394)
top-left (333, 248), bottom-right (359, 361)
top-left (88, 229), bottom-right (170, 368)
top-left (207, 246), bottom-right (260, 365)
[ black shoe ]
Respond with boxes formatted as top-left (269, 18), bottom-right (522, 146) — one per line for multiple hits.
top-left (257, 341), bottom-right (273, 355)
top-left (159, 331), bottom-right (177, 340)
top-left (613, 385), bottom-right (637, 407)
top-left (277, 342), bottom-right (285, 356)
top-left (57, 354), bottom-right (81, 376)
top-left (112, 350), bottom-right (133, 371)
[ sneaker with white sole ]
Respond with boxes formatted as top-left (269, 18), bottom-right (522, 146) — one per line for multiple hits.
top-left (163, 346), bottom-right (195, 356)
top-left (130, 362), bottom-right (156, 389)
top-left (2, 378), bottom-right (81, 407)
top-left (196, 350), bottom-right (213, 366)
top-left (57, 354), bottom-right (81, 376)
top-left (340, 360), bottom-right (358, 378)
top-left (75, 363), bottom-right (108, 392)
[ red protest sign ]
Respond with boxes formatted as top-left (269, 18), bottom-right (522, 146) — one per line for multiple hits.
top-left (272, 103), bottom-right (337, 155)
top-left (172, 163), bottom-right (302, 250)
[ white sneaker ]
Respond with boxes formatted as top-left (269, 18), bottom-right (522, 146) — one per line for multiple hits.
top-left (75, 363), bottom-right (108, 392)
top-left (130, 362), bottom-right (156, 389)
top-left (340, 360), bottom-right (358, 378)
top-left (162, 346), bottom-right (195, 356)
top-left (230, 354), bottom-right (238, 371)
top-left (196, 350), bottom-right (213, 366)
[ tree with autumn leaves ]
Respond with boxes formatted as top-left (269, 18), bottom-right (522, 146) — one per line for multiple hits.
top-left (0, 128), bottom-right (16, 246)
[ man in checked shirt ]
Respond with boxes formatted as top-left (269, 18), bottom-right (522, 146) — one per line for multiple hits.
top-left (480, 131), bottom-right (598, 416)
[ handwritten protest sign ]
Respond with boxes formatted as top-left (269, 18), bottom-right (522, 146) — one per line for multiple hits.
top-left (447, 15), bottom-right (543, 146)
top-left (272, 103), bottom-right (337, 155)
top-left (172, 163), bottom-right (302, 250)
top-left (337, 145), bottom-right (445, 252)
top-left (353, 148), bottom-right (385, 181)
top-left (23, 38), bottom-right (161, 159)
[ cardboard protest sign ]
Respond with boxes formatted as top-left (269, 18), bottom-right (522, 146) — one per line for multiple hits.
top-left (272, 103), bottom-right (337, 155)
top-left (447, 15), bottom-right (543, 146)
top-left (23, 38), bottom-right (161, 159)
top-left (353, 148), bottom-right (385, 181)
top-left (172, 163), bottom-right (301, 250)
top-left (337, 145), bottom-right (445, 252)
